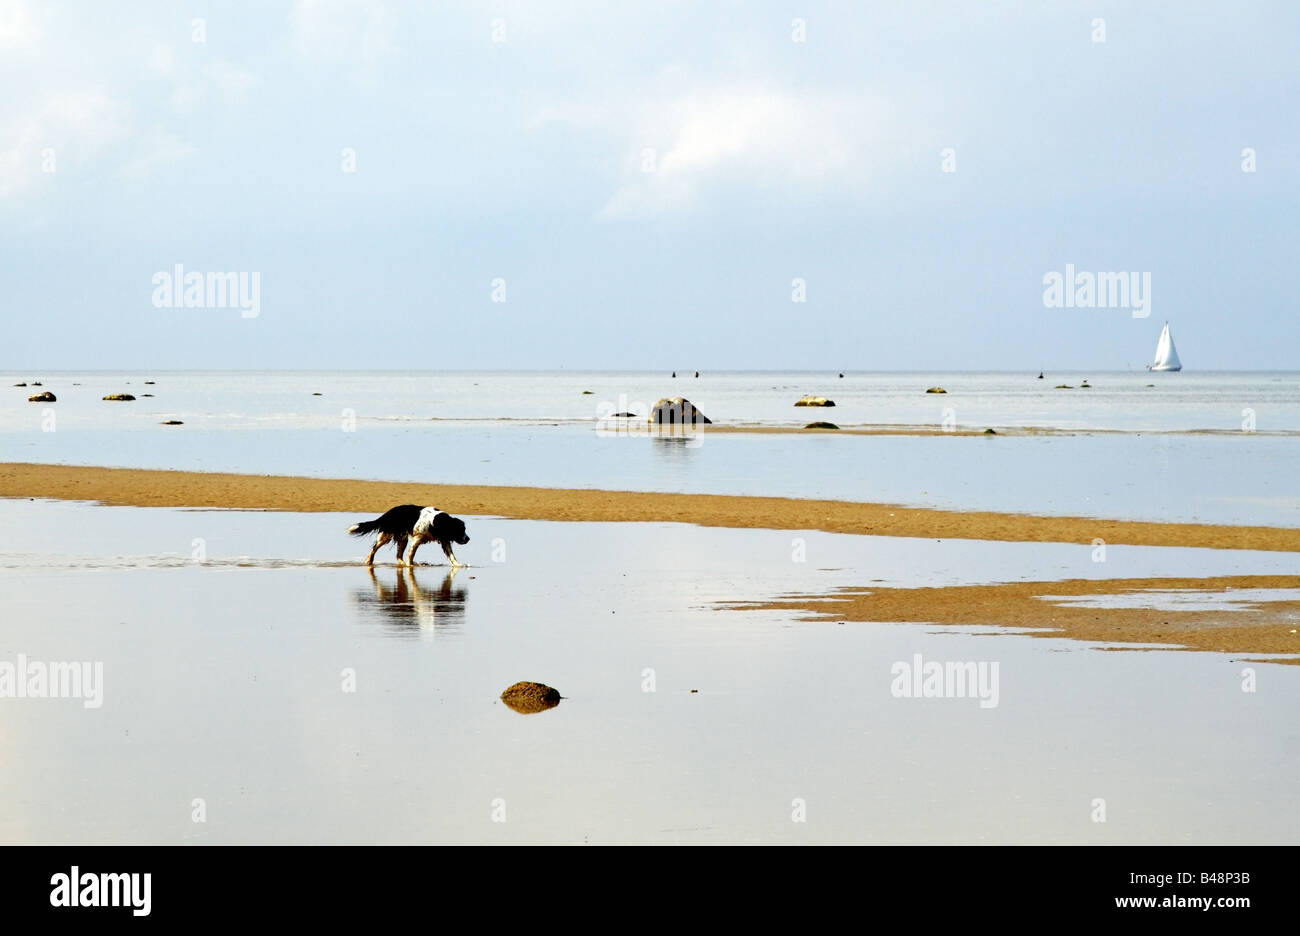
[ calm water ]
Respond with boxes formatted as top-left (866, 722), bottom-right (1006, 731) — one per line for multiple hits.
top-left (3, 370), bottom-right (1299, 526)
top-left (2, 500), bottom-right (1297, 844)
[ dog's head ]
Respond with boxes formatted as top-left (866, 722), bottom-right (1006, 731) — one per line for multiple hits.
top-left (433, 512), bottom-right (470, 546)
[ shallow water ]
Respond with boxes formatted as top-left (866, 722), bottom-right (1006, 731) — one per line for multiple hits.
top-left (1, 499), bottom-right (1297, 844)
top-left (4, 371), bottom-right (1299, 527)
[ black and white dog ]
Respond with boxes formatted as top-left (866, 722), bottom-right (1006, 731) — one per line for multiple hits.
top-left (348, 505), bottom-right (470, 567)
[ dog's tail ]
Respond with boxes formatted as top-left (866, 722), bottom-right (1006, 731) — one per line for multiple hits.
top-left (347, 519), bottom-right (382, 537)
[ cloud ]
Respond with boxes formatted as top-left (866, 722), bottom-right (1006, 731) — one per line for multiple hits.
top-left (0, 91), bottom-right (129, 197)
top-left (206, 62), bottom-right (258, 93)
top-left (291, 0), bottom-right (393, 63)
top-left (120, 126), bottom-right (197, 179)
top-left (0, 0), bottom-right (39, 49)
top-left (167, 62), bottom-right (258, 115)
top-left (146, 44), bottom-right (175, 76)
top-left (536, 81), bottom-right (895, 218)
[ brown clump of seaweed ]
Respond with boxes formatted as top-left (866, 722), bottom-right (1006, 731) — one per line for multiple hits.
top-left (500, 681), bottom-right (561, 714)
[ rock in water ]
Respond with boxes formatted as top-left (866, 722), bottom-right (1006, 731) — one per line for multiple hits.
top-left (649, 397), bottom-right (711, 425)
top-left (925, 387), bottom-right (947, 394)
top-left (161, 420), bottom-right (184, 425)
top-left (794, 395), bottom-right (835, 407)
top-left (103, 394), bottom-right (136, 401)
top-left (501, 681), bottom-right (561, 714)
top-left (28, 391), bottom-right (56, 402)
top-left (804, 421), bottom-right (839, 430)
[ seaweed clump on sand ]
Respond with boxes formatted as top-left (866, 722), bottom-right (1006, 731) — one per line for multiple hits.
top-left (500, 681), bottom-right (561, 714)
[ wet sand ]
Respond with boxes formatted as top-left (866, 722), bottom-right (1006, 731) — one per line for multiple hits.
top-left (3, 461), bottom-right (1300, 553)
top-left (727, 575), bottom-right (1300, 661)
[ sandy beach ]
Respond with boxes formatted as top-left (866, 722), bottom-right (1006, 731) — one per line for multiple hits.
top-left (4, 461), bottom-right (1299, 553)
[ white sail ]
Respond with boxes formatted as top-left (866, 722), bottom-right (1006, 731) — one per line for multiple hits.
top-left (1149, 322), bottom-right (1182, 371)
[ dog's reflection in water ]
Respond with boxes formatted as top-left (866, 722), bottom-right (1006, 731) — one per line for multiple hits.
top-left (355, 565), bottom-right (467, 634)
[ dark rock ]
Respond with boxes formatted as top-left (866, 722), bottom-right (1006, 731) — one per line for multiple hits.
top-left (650, 397), bottom-right (711, 425)
top-left (103, 394), bottom-right (136, 401)
top-left (28, 392), bottom-right (56, 402)
top-left (500, 681), bottom-right (561, 714)
top-left (804, 421), bottom-right (839, 430)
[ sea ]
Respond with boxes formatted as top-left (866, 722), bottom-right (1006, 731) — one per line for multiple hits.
top-left (3, 369), bottom-right (1299, 525)
top-left (2, 370), bottom-right (1298, 844)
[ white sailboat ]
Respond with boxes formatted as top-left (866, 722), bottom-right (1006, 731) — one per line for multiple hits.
top-left (1148, 321), bottom-right (1182, 371)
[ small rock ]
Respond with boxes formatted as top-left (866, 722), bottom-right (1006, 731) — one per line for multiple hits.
top-left (312, 392), bottom-right (322, 396)
top-left (500, 681), bottom-right (561, 714)
top-left (925, 387), bottom-right (946, 394)
top-left (804, 421), bottom-right (839, 430)
top-left (102, 393), bottom-right (136, 401)
top-left (144, 381), bottom-right (155, 385)
top-left (582, 390), bottom-right (594, 394)
top-left (1055, 384), bottom-right (1073, 389)
top-left (610, 412), bottom-right (637, 417)
top-left (794, 395), bottom-right (835, 407)
top-left (28, 391), bottom-right (56, 402)
top-left (983, 428), bottom-right (997, 435)
top-left (13, 382), bottom-right (26, 387)
top-left (161, 420), bottom-right (183, 426)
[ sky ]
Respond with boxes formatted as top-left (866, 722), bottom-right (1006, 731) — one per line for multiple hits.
top-left (1, 0), bottom-right (1296, 370)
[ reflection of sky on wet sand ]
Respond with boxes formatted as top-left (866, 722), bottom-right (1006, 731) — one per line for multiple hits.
top-left (1, 499), bottom-right (1298, 843)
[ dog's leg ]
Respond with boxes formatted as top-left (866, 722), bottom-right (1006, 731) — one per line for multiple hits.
top-left (407, 536), bottom-right (423, 567)
top-left (366, 532), bottom-right (391, 566)
top-left (393, 536), bottom-right (409, 567)
top-left (441, 540), bottom-right (464, 568)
